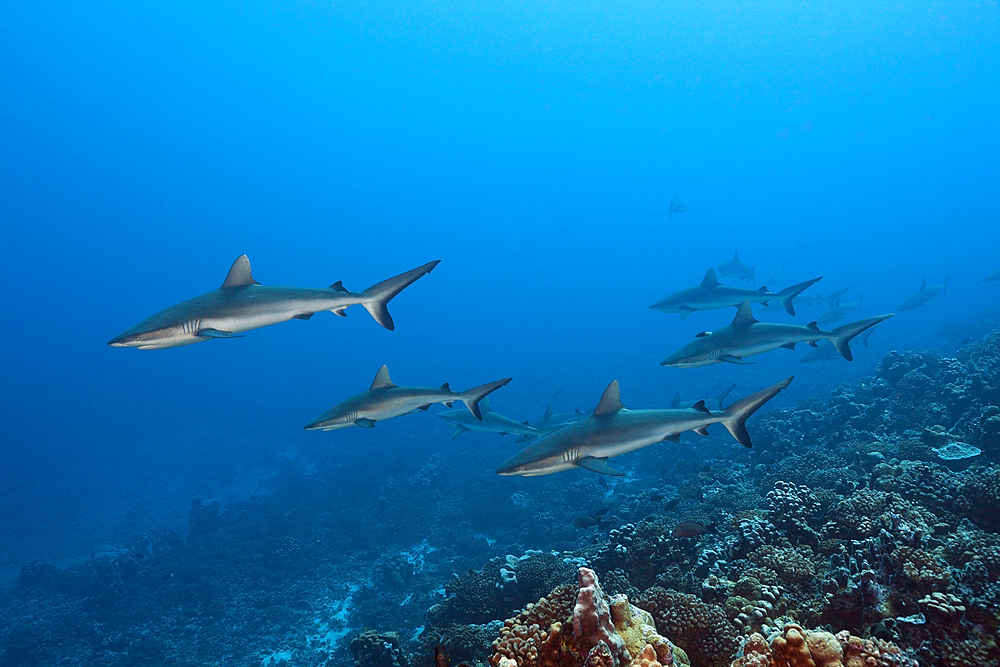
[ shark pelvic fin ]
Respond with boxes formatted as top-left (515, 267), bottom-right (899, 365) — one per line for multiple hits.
top-left (593, 380), bottom-right (624, 416)
top-left (195, 328), bottom-right (242, 339)
top-left (221, 255), bottom-right (260, 289)
top-left (663, 433), bottom-right (682, 443)
top-left (781, 342), bottom-right (796, 350)
top-left (731, 301), bottom-right (758, 327)
top-left (370, 365), bottom-right (397, 390)
top-left (355, 418), bottom-right (376, 428)
top-left (700, 268), bottom-right (721, 288)
top-left (577, 457), bottom-right (625, 476)
top-left (451, 425), bottom-right (469, 439)
top-left (333, 308), bottom-right (347, 317)
top-left (292, 313), bottom-right (314, 320)
top-left (695, 426), bottom-right (710, 436)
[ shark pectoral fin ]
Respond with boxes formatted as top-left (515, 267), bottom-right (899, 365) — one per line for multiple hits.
top-left (695, 426), bottom-right (710, 436)
top-left (781, 342), bottom-right (796, 350)
top-left (451, 425), bottom-right (469, 439)
top-left (355, 418), bottom-right (376, 428)
top-left (663, 433), bottom-right (682, 443)
top-left (679, 306), bottom-right (695, 319)
top-left (416, 404), bottom-right (431, 411)
top-left (576, 457), bottom-right (625, 476)
top-left (719, 354), bottom-right (754, 365)
top-left (333, 309), bottom-right (347, 317)
top-left (292, 313), bottom-right (315, 320)
top-left (195, 328), bottom-right (242, 339)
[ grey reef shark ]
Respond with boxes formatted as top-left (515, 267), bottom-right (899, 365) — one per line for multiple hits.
top-left (304, 366), bottom-right (512, 431)
top-left (437, 397), bottom-right (546, 441)
top-left (669, 193), bottom-right (696, 220)
top-left (670, 384), bottom-right (736, 410)
top-left (983, 268), bottom-right (1000, 282)
top-left (788, 287), bottom-right (850, 309)
top-left (650, 268), bottom-right (821, 319)
top-left (816, 292), bottom-right (863, 325)
top-left (496, 377), bottom-right (792, 477)
top-left (717, 250), bottom-right (755, 283)
top-left (109, 255), bottom-right (440, 349)
top-left (532, 405), bottom-right (590, 430)
top-left (897, 276), bottom-right (949, 311)
top-left (660, 301), bottom-right (893, 368)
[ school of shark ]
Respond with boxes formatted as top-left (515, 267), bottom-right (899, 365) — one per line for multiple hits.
top-left (108, 243), bottom-right (986, 479)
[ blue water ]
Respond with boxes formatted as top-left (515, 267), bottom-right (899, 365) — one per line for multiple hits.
top-left (1, 0), bottom-right (997, 587)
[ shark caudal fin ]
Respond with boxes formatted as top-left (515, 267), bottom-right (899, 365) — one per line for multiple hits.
top-left (460, 378), bottom-right (513, 421)
top-left (713, 384), bottom-right (737, 410)
top-left (777, 277), bottom-right (823, 316)
top-left (720, 377), bottom-right (793, 447)
top-left (358, 260), bottom-right (441, 330)
top-left (829, 314), bottom-right (894, 361)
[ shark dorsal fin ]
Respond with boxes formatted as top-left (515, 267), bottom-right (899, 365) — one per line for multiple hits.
top-left (807, 321), bottom-right (821, 332)
top-left (440, 382), bottom-right (451, 392)
top-left (370, 365), bottom-right (397, 390)
top-left (480, 396), bottom-right (491, 414)
top-left (758, 286), bottom-right (769, 293)
top-left (692, 399), bottom-right (712, 415)
top-left (920, 278), bottom-right (927, 291)
top-left (730, 301), bottom-right (758, 327)
top-left (593, 381), bottom-right (623, 416)
top-left (543, 404), bottom-right (554, 419)
top-left (671, 392), bottom-right (682, 408)
top-left (221, 255), bottom-right (259, 288)
top-left (733, 250), bottom-right (741, 261)
top-left (330, 280), bottom-right (349, 293)
top-left (700, 268), bottom-right (721, 288)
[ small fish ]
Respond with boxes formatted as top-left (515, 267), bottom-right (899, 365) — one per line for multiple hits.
top-left (161, 572), bottom-right (173, 581)
top-left (672, 521), bottom-right (717, 539)
top-left (435, 644), bottom-right (450, 667)
top-left (573, 509), bottom-right (610, 528)
top-left (663, 496), bottom-right (682, 511)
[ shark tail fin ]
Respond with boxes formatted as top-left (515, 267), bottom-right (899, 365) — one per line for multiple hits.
top-left (460, 378), bottom-right (513, 421)
top-left (714, 384), bottom-right (737, 410)
top-left (720, 377), bottom-right (793, 447)
top-left (776, 276), bottom-right (823, 316)
top-left (359, 260), bottom-right (441, 330)
top-left (829, 315), bottom-right (894, 361)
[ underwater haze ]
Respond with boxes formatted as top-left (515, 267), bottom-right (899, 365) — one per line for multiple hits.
top-left (2, 2), bottom-right (999, 666)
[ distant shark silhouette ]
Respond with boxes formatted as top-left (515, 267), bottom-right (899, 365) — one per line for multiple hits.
top-left (650, 268), bottom-right (821, 319)
top-left (716, 250), bottom-right (755, 284)
top-left (669, 193), bottom-right (697, 220)
top-left (898, 276), bottom-right (949, 311)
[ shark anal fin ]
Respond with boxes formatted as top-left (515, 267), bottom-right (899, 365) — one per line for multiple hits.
top-left (444, 401), bottom-right (454, 408)
top-left (808, 341), bottom-right (819, 347)
top-left (663, 433), bottom-right (682, 443)
top-left (694, 426), bottom-right (710, 436)
top-left (781, 342), bottom-right (796, 350)
top-left (292, 313), bottom-right (314, 320)
top-left (719, 354), bottom-right (754, 365)
top-left (577, 457), bottom-right (625, 476)
top-left (416, 404), bottom-right (431, 411)
top-left (196, 328), bottom-right (242, 339)
top-left (333, 309), bottom-right (347, 317)
top-left (355, 418), bottom-right (376, 428)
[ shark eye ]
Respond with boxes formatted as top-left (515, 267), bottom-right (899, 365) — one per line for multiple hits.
top-left (518, 465), bottom-right (525, 471)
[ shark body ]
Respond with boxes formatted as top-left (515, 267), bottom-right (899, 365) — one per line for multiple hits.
top-left (983, 268), bottom-right (1000, 282)
top-left (898, 277), bottom-right (949, 311)
top-left (437, 397), bottom-right (544, 440)
top-left (660, 301), bottom-right (893, 368)
top-left (497, 377), bottom-right (792, 476)
top-left (650, 268), bottom-right (821, 318)
top-left (671, 385), bottom-right (736, 410)
top-left (304, 366), bottom-right (511, 431)
top-left (816, 293), bottom-right (863, 325)
top-left (799, 327), bottom-right (875, 363)
top-left (110, 256), bottom-right (440, 349)
top-left (717, 250), bottom-right (755, 283)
